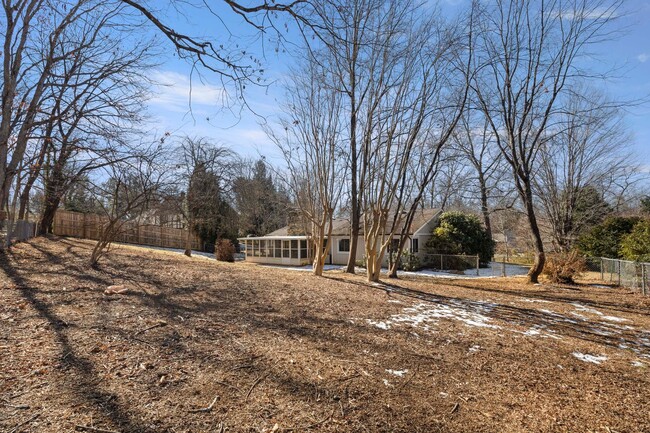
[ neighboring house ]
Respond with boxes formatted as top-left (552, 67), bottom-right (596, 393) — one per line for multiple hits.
top-left (238, 208), bottom-right (441, 266)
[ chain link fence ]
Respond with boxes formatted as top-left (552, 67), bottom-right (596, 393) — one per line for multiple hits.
top-left (585, 257), bottom-right (650, 295)
top-left (420, 254), bottom-right (531, 277)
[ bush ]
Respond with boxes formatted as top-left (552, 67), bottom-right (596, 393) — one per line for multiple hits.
top-left (576, 216), bottom-right (641, 258)
top-left (425, 211), bottom-right (494, 266)
top-left (399, 251), bottom-right (421, 272)
top-left (543, 251), bottom-right (587, 284)
top-left (215, 239), bottom-right (235, 262)
top-left (620, 219), bottom-right (650, 262)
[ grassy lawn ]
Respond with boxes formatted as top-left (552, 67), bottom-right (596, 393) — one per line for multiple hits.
top-left (1, 237), bottom-right (649, 432)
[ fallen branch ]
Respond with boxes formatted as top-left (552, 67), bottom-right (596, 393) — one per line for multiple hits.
top-left (1, 398), bottom-right (29, 409)
top-left (188, 394), bottom-right (219, 413)
top-left (450, 403), bottom-right (459, 414)
top-left (245, 373), bottom-right (268, 401)
top-left (75, 425), bottom-right (121, 433)
top-left (10, 413), bottom-right (40, 433)
top-left (133, 320), bottom-right (167, 336)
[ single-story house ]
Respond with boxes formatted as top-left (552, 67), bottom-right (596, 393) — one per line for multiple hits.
top-left (238, 208), bottom-right (441, 266)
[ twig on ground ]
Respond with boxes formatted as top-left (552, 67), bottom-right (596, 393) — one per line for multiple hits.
top-left (245, 373), bottom-right (269, 401)
top-left (75, 425), bottom-right (121, 433)
top-left (188, 394), bottom-right (219, 413)
top-left (397, 366), bottom-right (418, 391)
top-left (214, 380), bottom-right (240, 392)
top-left (450, 403), bottom-right (459, 414)
top-left (0, 398), bottom-right (29, 409)
top-left (280, 409), bottom-right (335, 431)
top-left (10, 413), bottom-right (40, 433)
top-left (133, 320), bottom-right (167, 336)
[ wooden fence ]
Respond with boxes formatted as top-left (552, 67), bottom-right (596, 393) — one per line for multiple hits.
top-left (53, 210), bottom-right (201, 251)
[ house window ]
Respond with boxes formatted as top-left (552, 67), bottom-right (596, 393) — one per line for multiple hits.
top-left (338, 238), bottom-right (350, 252)
top-left (282, 240), bottom-right (290, 258)
top-left (300, 240), bottom-right (308, 260)
top-left (412, 238), bottom-right (419, 253)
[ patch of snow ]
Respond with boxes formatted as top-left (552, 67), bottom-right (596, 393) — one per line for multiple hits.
top-left (263, 264), bottom-right (344, 272)
top-left (521, 325), bottom-right (561, 340)
top-left (439, 392), bottom-right (449, 398)
top-left (601, 315), bottom-right (629, 323)
top-left (571, 303), bottom-right (604, 316)
top-left (468, 345), bottom-right (480, 353)
top-left (386, 369), bottom-right (408, 377)
top-left (400, 262), bottom-right (529, 279)
top-left (389, 301), bottom-right (501, 330)
top-left (382, 379), bottom-right (393, 387)
top-left (519, 299), bottom-right (552, 303)
top-left (632, 361), bottom-right (645, 367)
top-left (388, 299), bottom-right (402, 304)
top-left (367, 320), bottom-right (390, 330)
top-left (572, 352), bottom-right (608, 364)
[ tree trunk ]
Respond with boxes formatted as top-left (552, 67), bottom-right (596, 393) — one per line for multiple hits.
top-left (184, 224), bottom-right (193, 256)
top-left (478, 173), bottom-right (492, 241)
top-left (523, 189), bottom-right (545, 284)
top-left (345, 106), bottom-right (359, 274)
top-left (38, 188), bottom-right (61, 236)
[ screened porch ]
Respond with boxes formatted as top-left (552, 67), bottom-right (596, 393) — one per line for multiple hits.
top-left (238, 236), bottom-right (315, 266)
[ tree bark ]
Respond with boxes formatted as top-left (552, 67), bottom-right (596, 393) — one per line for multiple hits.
top-left (523, 186), bottom-right (545, 283)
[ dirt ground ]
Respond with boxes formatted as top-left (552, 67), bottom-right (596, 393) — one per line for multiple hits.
top-left (1, 237), bottom-right (649, 433)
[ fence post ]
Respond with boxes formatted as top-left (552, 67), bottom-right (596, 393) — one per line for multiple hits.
top-left (618, 260), bottom-right (621, 286)
top-left (440, 254), bottom-right (443, 271)
top-left (502, 256), bottom-right (506, 277)
top-left (476, 256), bottom-right (480, 276)
top-left (600, 258), bottom-right (604, 281)
top-left (642, 264), bottom-right (647, 296)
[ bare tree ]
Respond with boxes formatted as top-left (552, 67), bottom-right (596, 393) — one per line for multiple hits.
top-left (355, 2), bottom-right (471, 282)
top-left (471, 0), bottom-right (624, 283)
top-left (88, 152), bottom-right (165, 266)
top-left (0, 0), bottom-right (117, 222)
top-left (450, 108), bottom-right (512, 239)
top-left (535, 89), bottom-right (637, 250)
top-left (29, 7), bottom-right (154, 235)
top-left (268, 55), bottom-right (347, 276)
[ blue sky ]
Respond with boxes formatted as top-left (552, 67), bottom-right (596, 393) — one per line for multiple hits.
top-left (142, 0), bottom-right (650, 167)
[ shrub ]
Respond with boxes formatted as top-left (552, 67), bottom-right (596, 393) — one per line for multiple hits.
top-left (215, 239), bottom-right (235, 262)
top-left (425, 211), bottom-right (494, 266)
top-left (399, 251), bottom-right (421, 272)
top-left (543, 250), bottom-right (587, 284)
top-left (620, 219), bottom-right (650, 262)
top-left (576, 216), bottom-right (641, 258)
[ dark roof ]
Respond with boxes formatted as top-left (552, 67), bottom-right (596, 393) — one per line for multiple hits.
top-left (265, 208), bottom-right (440, 237)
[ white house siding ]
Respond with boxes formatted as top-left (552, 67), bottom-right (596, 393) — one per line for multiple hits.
top-left (330, 235), bottom-right (366, 266)
top-left (330, 235), bottom-right (420, 266)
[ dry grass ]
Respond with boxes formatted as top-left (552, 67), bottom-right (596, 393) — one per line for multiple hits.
top-left (1, 237), bottom-right (649, 433)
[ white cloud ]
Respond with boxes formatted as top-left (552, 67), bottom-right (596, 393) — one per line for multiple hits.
top-left (637, 53), bottom-right (649, 63)
top-left (148, 70), bottom-right (225, 112)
